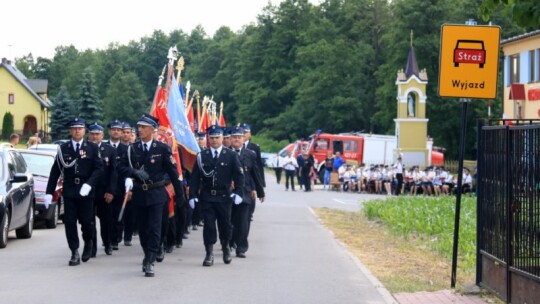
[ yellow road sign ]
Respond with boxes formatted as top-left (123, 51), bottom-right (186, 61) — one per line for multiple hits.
top-left (438, 24), bottom-right (501, 99)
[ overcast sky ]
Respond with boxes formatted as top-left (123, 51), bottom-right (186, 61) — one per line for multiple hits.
top-left (1, 0), bottom-right (304, 61)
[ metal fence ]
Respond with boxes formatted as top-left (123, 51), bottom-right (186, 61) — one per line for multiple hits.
top-left (477, 120), bottom-right (540, 303)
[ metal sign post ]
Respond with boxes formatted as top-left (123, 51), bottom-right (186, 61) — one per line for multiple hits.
top-left (438, 21), bottom-right (501, 288)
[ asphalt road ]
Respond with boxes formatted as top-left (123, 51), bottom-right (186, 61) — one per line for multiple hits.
top-left (0, 172), bottom-right (395, 304)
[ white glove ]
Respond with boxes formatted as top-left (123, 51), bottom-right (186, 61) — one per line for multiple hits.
top-left (125, 178), bottom-right (133, 192)
top-left (189, 198), bottom-right (198, 209)
top-left (231, 193), bottom-right (243, 205)
top-left (44, 194), bottom-right (53, 209)
top-left (79, 183), bottom-right (92, 197)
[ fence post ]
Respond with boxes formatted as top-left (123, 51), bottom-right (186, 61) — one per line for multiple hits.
top-left (476, 118), bottom-right (485, 285)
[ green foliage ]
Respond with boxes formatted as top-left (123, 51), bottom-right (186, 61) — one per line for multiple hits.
top-left (75, 67), bottom-right (102, 123)
top-left (363, 195), bottom-right (477, 272)
top-left (103, 69), bottom-right (149, 124)
top-left (1, 112), bottom-right (14, 140)
top-left (31, 0), bottom-right (527, 160)
top-left (479, 0), bottom-right (540, 29)
top-left (50, 86), bottom-right (72, 140)
top-left (250, 133), bottom-right (290, 153)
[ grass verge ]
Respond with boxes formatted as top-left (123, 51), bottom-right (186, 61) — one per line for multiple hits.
top-left (313, 195), bottom-right (478, 293)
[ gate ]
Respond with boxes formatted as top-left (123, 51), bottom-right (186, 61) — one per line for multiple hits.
top-left (477, 120), bottom-right (540, 303)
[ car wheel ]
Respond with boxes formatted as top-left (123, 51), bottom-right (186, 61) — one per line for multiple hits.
top-left (45, 204), bottom-right (58, 229)
top-left (16, 204), bottom-right (33, 239)
top-left (0, 210), bottom-right (9, 248)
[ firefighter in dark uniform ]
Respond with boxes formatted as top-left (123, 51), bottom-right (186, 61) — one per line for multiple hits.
top-left (241, 123), bottom-right (265, 223)
top-left (120, 122), bottom-right (137, 247)
top-left (118, 114), bottom-right (185, 277)
top-left (189, 125), bottom-right (244, 266)
top-left (107, 120), bottom-right (130, 249)
top-left (229, 126), bottom-right (265, 258)
top-left (88, 122), bottom-right (117, 257)
top-left (45, 118), bottom-right (104, 266)
top-left (222, 127), bottom-right (232, 149)
top-left (190, 131), bottom-right (207, 230)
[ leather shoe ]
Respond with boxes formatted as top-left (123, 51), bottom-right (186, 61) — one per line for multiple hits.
top-left (82, 241), bottom-right (93, 262)
top-left (69, 250), bottom-right (80, 266)
top-left (112, 243), bottom-right (119, 250)
top-left (156, 246), bottom-right (165, 262)
top-left (144, 263), bottom-right (155, 277)
top-left (203, 245), bottom-right (214, 266)
top-left (236, 252), bottom-right (246, 258)
top-left (222, 243), bottom-right (232, 264)
top-left (124, 240), bottom-right (132, 246)
top-left (165, 246), bottom-right (173, 254)
top-left (192, 225), bottom-right (198, 231)
top-left (175, 239), bottom-right (183, 248)
top-left (105, 247), bottom-right (112, 255)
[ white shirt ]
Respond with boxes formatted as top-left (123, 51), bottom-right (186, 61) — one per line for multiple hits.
top-left (110, 140), bottom-right (120, 149)
top-left (395, 162), bottom-right (403, 174)
top-left (210, 146), bottom-right (223, 158)
top-left (282, 156), bottom-right (297, 170)
top-left (71, 139), bottom-right (83, 152)
top-left (142, 139), bottom-right (153, 151)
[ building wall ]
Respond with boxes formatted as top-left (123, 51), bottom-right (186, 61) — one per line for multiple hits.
top-left (0, 68), bottom-right (45, 135)
top-left (502, 34), bottom-right (540, 119)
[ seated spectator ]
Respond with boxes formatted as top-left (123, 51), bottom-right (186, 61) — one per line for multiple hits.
top-left (356, 164), bottom-right (366, 193)
top-left (342, 165), bottom-right (357, 192)
top-left (442, 171), bottom-right (454, 195)
top-left (422, 167), bottom-right (434, 196)
top-left (432, 167), bottom-right (443, 196)
top-left (410, 166), bottom-right (423, 195)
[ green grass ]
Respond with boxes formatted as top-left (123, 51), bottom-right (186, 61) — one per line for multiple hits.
top-left (363, 195), bottom-right (477, 274)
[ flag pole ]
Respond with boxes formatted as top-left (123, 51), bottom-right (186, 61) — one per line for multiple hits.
top-left (176, 56), bottom-right (184, 85)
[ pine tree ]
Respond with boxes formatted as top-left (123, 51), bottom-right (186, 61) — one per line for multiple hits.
top-left (76, 67), bottom-right (102, 123)
top-left (1, 112), bottom-right (14, 140)
top-left (50, 86), bottom-right (72, 140)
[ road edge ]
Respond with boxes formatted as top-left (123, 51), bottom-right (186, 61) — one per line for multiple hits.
top-left (308, 207), bottom-right (398, 304)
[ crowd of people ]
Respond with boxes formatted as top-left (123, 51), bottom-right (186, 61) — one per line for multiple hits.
top-left (39, 115), bottom-right (265, 278)
top-left (271, 151), bottom-right (475, 196)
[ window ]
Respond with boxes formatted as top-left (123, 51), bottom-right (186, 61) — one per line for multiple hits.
top-left (510, 55), bottom-right (520, 83)
top-left (530, 50), bottom-right (536, 83)
top-left (314, 139), bottom-right (328, 151)
top-left (8, 93), bottom-right (14, 104)
top-left (344, 140), bottom-right (358, 152)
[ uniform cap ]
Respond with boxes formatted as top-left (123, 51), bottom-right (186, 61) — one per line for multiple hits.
top-left (222, 127), bottom-right (231, 138)
top-left (107, 119), bottom-right (123, 129)
top-left (207, 125), bottom-right (223, 137)
top-left (122, 122), bottom-right (132, 130)
top-left (67, 117), bottom-right (85, 128)
top-left (240, 123), bottom-right (251, 132)
top-left (230, 126), bottom-right (244, 136)
top-left (195, 132), bottom-right (206, 139)
top-left (88, 122), bottom-right (104, 133)
top-left (137, 114), bottom-right (159, 129)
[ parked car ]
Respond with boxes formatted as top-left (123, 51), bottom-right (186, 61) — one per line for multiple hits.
top-left (52, 140), bottom-right (68, 145)
top-left (261, 152), bottom-right (274, 168)
top-left (17, 150), bottom-right (63, 228)
top-left (27, 144), bottom-right (59, 153)
top-left (0, 144), bottom-right (35, 248)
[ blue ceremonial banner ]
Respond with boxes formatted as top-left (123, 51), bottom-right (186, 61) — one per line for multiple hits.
top-left (168, 75), bottom-right (200, 156)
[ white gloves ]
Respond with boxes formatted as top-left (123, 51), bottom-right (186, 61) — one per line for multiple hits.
top-left (44, 194), bottom-right (53, 209)
top-left (79, 183), bottom-right (92, 197)
top-left (125, 178), bottom-right (133, 192)
top-left (231, 193), bottom-right (243, 205)
top-left (189, 198), bottom-right (198, 209)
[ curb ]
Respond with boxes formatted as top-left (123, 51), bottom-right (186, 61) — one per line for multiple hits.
top-left (309, 207), bottom-right (398, 304)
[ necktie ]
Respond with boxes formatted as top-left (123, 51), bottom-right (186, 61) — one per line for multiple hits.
top-left (214, 150), bottom-right (219, 160)
top-left (236, 149), bottom-right (241, 154)
top-left (75, 143), bottom-right (80, 154)
top-left (113, 143), bottom-right (117, 149)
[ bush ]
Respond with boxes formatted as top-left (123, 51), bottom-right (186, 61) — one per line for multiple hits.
top-left (1, 112), bottom-right (14, 140)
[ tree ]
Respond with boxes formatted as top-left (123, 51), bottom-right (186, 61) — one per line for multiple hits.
top-left (479, 0), bottom-right (540, 28)
top-left (50, 86), bottom-right (72, 140)
top-left (1, 112), bottom-right (14, 140)
top-left (75, 67), bottom-right (102, 123)
top-left (103, 69), bottom-right (149, 124)
top-left (14, 54), bottom-right (35, 78)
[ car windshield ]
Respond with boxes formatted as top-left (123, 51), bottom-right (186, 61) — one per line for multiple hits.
top-left (19, 153), bottom-right (54, 177)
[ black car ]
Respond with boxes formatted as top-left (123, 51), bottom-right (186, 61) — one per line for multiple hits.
top-left (0, 144), bottom-right (35, 248)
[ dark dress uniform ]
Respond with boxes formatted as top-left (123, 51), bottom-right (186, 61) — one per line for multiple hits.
top-left (88, 123), bottom-right (118, 257)
top-left (117, 114), bottom-right (184, 277)
top-left (231, 136), bottom-right (265, 257)
top-left (110, 141), bottom-right (128, 248)
top-left (241, 124), bottom-right (265, 225)
top-left (46, 118), bottom-right (104, 266)
top-left (189, 128), bottom-right (244, 266)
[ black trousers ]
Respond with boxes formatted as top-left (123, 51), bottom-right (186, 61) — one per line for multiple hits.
top-left (111, 195), bottom-right (124, 244)
top-left (231, 201), bottom-right (251, 253)
top-left (123, 201), bottom-right (137, 242)
top-left (92, 198), bottom-right (113, 254)
top-left (301, 169), bottom-right (311, 191)
top-left (202, 200), bottom-right (232, 245)
top-left (135, 201), bottom-right (165, 254)
top-left (159, 201), bottom-right (170, 250)
top-left (192, 198), bottom-right (202, 226)
top-left (396, 173), bottom-right (403, 195)
top-left (174, 203), bottom-right (187, 243)
top-left (63, 196), bottom-right (94, 250)
top-left (285, 169), bottom-right (296, 190)
top-left (274, 168), bottom-right (283, 184)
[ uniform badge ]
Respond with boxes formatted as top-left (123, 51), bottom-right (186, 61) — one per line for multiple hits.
top-left (100, 146), bottom-right (104, 151)
top-left (104, 157), bottom-right (109, 165)
top-left (152, 143), bottom-right (157, 147)
top-left (151, 159), bottom-right (155, 164)
top-left (80, 150), bottom-right (87, 159)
